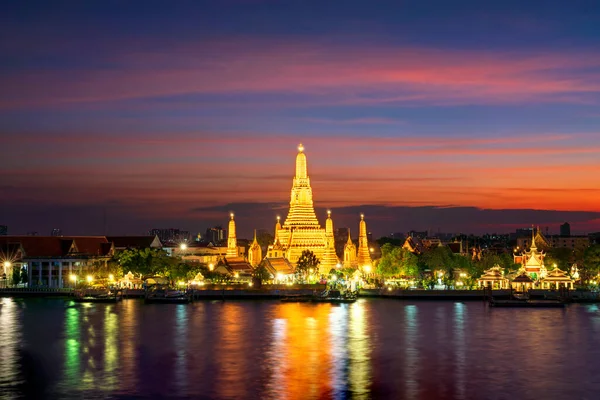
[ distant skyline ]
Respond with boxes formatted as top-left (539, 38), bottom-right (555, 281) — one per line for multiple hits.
top-left (1, 1), bottom-right (600, 237)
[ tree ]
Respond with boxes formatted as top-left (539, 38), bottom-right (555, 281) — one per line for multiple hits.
top-left (545, 247), bottom-right (574, 271)
top-left (376, 243), bottom-right (402, 277)
top-left (421, 246), bottom-right (455, 272)
top-left (116, 248), bottom-right (173, 277)
top-left (11, 266), bottom-right (20, 286)
top-left (20, 266), bottom-right (28, 286)
top-left (295, 250), bottom-right (320, 283)
top-left (253, 264), bottom-right (272, 282)
top-left (583, 245), bottom-right (600, 281)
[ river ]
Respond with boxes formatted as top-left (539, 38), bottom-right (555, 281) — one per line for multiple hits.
top-left (1, 297), bottom-right (599, 399)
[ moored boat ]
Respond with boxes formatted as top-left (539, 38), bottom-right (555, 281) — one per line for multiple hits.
top-left (73, 289), bottom-right (122, 303)
top-left (144, 286), bottom-right (190, 304)
top-left (311, 289), bottom-right (357, 304)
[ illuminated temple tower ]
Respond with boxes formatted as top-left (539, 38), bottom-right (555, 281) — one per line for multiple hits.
top-left (356, 214), bottom-right (372, 269)
top-left (226, 213), bottom-right (238, 258)
top-left (248, 230), bottom-right (262, 267)
top-left (321, 210), bottom-right (340, 270)
top-left (274, 144), bottom-right (338, 271)
top-left (343, 228), bottom-right (358, 268)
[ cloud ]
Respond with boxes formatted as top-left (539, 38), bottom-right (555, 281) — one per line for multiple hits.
top-left (1, 38), bottom-right (600, 110)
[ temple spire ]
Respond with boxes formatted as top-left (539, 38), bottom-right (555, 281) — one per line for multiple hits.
top-left (322, 209), bottom-right (339, 269)
top-left (284, 143), bottom-right (320, 228)
top-left (248, 228), bottom-right (262, 267)
top-left (226, 213), bottom-right (238, 257)
top-left (357, 213), bottom-right (372, 268)
top-left (295, 143), bottom-right (307, 179)
top-left (274, 216), bottom-right (281, 241)
top-left (530, 225), bottom-right (537, 251)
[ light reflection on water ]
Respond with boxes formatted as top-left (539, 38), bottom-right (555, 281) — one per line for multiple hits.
top-left (2, 299), bottom-right (600, 399)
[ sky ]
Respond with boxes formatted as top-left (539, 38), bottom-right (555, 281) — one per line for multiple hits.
top-left (1, 0), bottom-right (600, 238)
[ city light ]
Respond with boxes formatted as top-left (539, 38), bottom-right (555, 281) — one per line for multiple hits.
top-left (364, 265), bottom-right (372, 273)
top-left (276, 273), bottom-right (284, 281)
top-left (3, 261), bottom-right (11, 268)
top-left (180, 243), bottom-right (187, 251)
top-left (336, 263), bottom-right (341, 268)
top-left (108, 274), bottom-right (114, 281)
top-left (69, 274), bottom-right (77, 282)
top-left (86, 275), bottom-right (93, 283)
top-left (209, 263), bottom-right (214, 271)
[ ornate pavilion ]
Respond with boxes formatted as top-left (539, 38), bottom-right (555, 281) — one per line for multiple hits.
top-left (514, 228), bottom-right (548, 280)
top-left (477, 265), bottom-right (509, 289)
top-left (540, 264), bottom-right (575, 289)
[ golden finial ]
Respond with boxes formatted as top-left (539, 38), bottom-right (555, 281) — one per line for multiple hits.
top-left (276, 215), bottom-right (280, 221)
top-left (298, 143), bottom-right (304, 152)
top-left (360, 213), bottom-right (364, 220)
top-left (230, 212), bottom-right (234, 219)
top-left (327, 210), bottom-right (331, 217)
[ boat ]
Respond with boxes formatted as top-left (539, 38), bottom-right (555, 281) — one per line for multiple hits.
top-left (489, 298), bottom-right (566, 308)
top-left (73, 289), bottom-right (122, 303)
top-left (144, 287), bottom-right (190, 304)
top-left (311, 290), bottom-right (357, 304)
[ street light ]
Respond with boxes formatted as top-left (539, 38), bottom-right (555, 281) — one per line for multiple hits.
top-left (3, 261), bottom-right (11, 269)
top-left (86, 275), bottom-right (93, 283)
top-left (70, 274), bottom-right (77, 282)
top-left (180, 243), bottom-right (187, 251)
top-left (108, 274), bottom-right (114, 281)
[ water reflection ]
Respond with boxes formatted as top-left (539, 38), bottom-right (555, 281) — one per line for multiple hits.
top-left (453, 303), bottom-right (466, 400)
top-left (214, 302), bottom-right (248, 398)
top-left (328, 303), bottom-right (348, 398)
top-left (404, 305), bottom-right (418, 400)
top-left (174, 305), bottom-right (188, 395)
top-left (348, 300), bottom-right (370, 398)
top-left (2, 299), bottom-right (600, 399)
top-left (0, 298), bottom-right (20, 395)
top-left (64, 304), bottom-right (80, 386)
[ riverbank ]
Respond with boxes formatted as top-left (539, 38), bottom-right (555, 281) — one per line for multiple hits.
top-left (2, 286), bottom-right (599, 302)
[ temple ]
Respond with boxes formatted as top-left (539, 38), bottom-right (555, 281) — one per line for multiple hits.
top-left (248, 230), bottom-right (262, 267)
top-left (220, 213), bottom-right (254, 279)
top-left (226, 213), bottom-right (238, 258)
top-left (270, 144), bottom-right (338, 271)
top-left (343, 228), bottom-right (358, 268)
top-left (515, 227), bottom-right (548, 280)
top-left (356, 214), bottom-right (372, 269)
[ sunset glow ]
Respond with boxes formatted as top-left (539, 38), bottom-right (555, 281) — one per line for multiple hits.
top-left (1, 1), bottom-right (599, 236)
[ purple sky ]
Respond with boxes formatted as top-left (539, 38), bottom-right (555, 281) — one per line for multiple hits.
top-left (1, 0), bottom-right (600, 238)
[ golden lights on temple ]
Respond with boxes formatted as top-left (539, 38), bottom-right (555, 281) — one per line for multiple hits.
top-left (223, 143), bottom-right (372, 271)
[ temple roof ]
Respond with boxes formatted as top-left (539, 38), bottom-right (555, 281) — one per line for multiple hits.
top-left (223, 257), bottom-right (254, 273)
top-left (513, 272), bottom-right (534, 283)
top-left (542, 266), bottom-right (573, 282)
top-left (0, 236), bottom-right (112, 259)
top-left (478, 265), bottom-right (507, 281)
top-left (107, 235), bottom-right (162, 249)
top-left (263, 257), bottom-right (295, 275)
